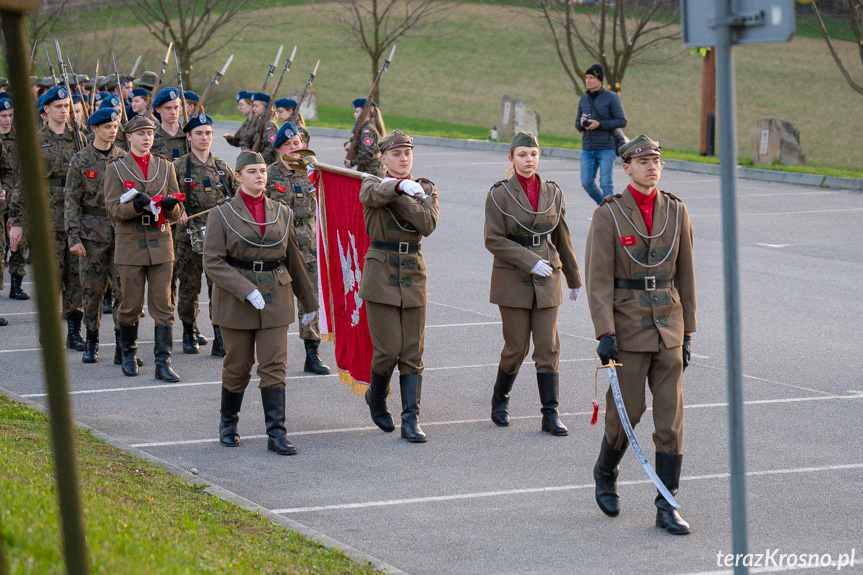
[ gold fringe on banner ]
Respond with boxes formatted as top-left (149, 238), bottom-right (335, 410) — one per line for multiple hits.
top-left (339, 368), bottom-right (369, 397)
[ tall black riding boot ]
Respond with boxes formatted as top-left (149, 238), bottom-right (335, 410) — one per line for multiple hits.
top-left (82, 329), bottom-right (99, 363)
top-left (9, 275), bottom-right (30, 300)
top-left (211, 325), bottom-right (226, 357)
top-left (219, 387), bottom-right (245, 446)
top-left (491, 366), bottom-right (517, 427)
top-left (118, 323), bottom-right (140, 376)
top-left (115, 329), bottom-right (143, 366)
top-left (365, 370), bottom-right (395, 432)
top-left (655, 452), bottom-right (691, 535)
top-left (154, 325), bottom-right (180, 382)
top-left (537, 372), bottom-right (568, 436)
top-left (102, 288), bottom-right (113, 315)
top-left (593, 437), bottom-right (627, 517)
top-left (261, 386), bottom-right (297, 455)
top-left (182, 321), bottom-right (199, 354)
top-left (66, 310), bottom-right (86, 351)
top-left (194, 323), bottom-right (207, 346)
top-left (400, 373), bottom-right (426, 443)
top-left (303, 339), bottom-right (331, 375)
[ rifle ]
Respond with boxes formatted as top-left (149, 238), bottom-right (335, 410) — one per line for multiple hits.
top-left (261, 45), bottom-right (283, 92)
top-left (44, 48), bottom-right (59, 86)
top-left (190, 54), bottom-right (233, 117)
top-left (288, 59), bottom-right (319, 125)
top-left (65, 55), bottom-right (89, 123)
top-left (345, 45), bottom-right (395, 164)
top-left (89, 60), bottom-right (99, 117)
top-left (173, 46), bottom-right (188, 128)
top-left (126, 54), bottom-right (141, 86)
top-left (144, 42), bottom-right (173, 120)
top-left (53, 38), bottom-right (84, 152)
top-left (252, 45), bottom-right (296, 153)
top-left (29, 41), bottom-right (38, 73)
top-left (111, 52), bottom-right (128, 124)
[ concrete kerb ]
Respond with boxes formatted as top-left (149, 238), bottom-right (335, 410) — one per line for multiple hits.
top-left (0, 385), bottom-right (409, 575)
top-left (302, 126), bottom-right (863, 192)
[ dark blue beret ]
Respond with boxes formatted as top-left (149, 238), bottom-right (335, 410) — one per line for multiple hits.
top-left (183, 112), bottom-right (214, 133)
top-left (94, 91), bottom-right (112, 103)
top-left (131, 88), bottom-right (150, 99)
top-left (235, 90), bottom-right (253, 102)
top-left (0, 95), bottom-right (12, 110)
top-left (351, 98), bottom-right (376, 109)
top-left (183, 91), bottom-right (200, 102)
top-left (71, 93), bottom-right (83, 104)
top-left (42, 85), bottom-right (70, 106)
top-left (274, 98), bottom-right (297, 109)
top-left (272, 121), bottom-right (299, 149)
top-left (99, 94), bottom-right (122, 109)
top-left (88, 107), bottom-right (120, 127)
top-left (251, 91), bottom-right (270, 104)
top-left (153, 87), bottom-right (180, 108)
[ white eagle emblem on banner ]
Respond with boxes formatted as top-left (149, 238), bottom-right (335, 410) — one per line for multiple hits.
top-left (337, 230), bottom-right (363, 326)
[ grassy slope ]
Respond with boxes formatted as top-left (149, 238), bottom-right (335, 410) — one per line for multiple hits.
top-left (0, 396), bottom-right (381, 575)
top-left (44, 3), bottom-right (863, 171)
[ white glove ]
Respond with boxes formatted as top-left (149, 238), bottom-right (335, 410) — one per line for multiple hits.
top-left (400, 180), bottom-right (425, 198)
top-left (301, 311), bottom-right (317, 325)
top-left (119, 189), bottom-right (139, 203)
top-left (530, 259), bottom-right (553, 277)
top-left (245, 289), bottom-right (265, 310)
top-left (146, 199), bottom-right (160, 216)
top-left (569, 287), bottom-right (581, 301)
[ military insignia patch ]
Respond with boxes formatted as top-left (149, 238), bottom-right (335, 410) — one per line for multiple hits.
top-left (363, 137), bottom-right (373, 146)
top-left (198, 113), bottom-right (206, 123)
top-left (268, 134), bottom-right (276, 142)
top-left (274, 184), bottom-right (286, 193)
top-left (621, 235), bottom-right (636, 246)
top-left (84, 170), bottom-right (98, 179)
top-left (123, 181), bottom-right (135, 188)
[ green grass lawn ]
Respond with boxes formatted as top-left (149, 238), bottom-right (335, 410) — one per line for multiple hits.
top-left (0, 395), bottom-right (382, 575)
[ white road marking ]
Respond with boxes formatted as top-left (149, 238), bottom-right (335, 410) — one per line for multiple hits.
top-left (271, 462), bottom-right (863, 514)
top-left (756, 243), bottom-right (792, 249)
top-left (427, 300), bottom-right (498, 318)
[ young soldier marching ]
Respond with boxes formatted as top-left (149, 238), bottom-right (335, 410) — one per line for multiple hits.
top-left (222, 91), bottom-right (254, 148)
top-left (0, 94), bottom-right (29, 302)
top-left (240, 92), bottom-right (278, 166)
top-left (359, 130), bottom-right (438, 443)
top-left (172, 113), bottom-right (236, 357)
top-left (150, 87), bottom-right (187, 161)
top-left (105, 115), bottom-right (184, 381)
top-left (346, 98), bottom-right (385, 178)
top-left (585, 135), bottom-right (696, 535)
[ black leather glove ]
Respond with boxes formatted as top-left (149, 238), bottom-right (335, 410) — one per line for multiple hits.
top-left (682, 334), bottom-right (691, 372)
top-left (161, 195), bottom-right (179, 211)
top-left (596, 333), bottom-right (618, 366)
top-left (132, 192), bottom-right (152, 212)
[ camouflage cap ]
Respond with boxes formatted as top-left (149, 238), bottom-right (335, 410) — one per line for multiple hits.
top-left (124, 115), bottom-right (155, 133)
top-left (235, 151), bottom-right (266, 171)
top-left (136, 71), bottom-right (158, 91)
top-left (619, 134), bottom-right (661, 160)
top-left (379, 129), bottom-right (413, 152)
top-left (510, 131), bottom-right (539, 151)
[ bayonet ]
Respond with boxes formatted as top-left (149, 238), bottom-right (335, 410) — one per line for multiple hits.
top-left (173, 46), bottom-right (188, 128)
top-left (145, 41), bottom-right (173, 119)
top-left (252, 47), bottom-right (296, 152)
top-left (190, 54), bottom-right (233, 117)
top-left (346, 44), bottom-right (396, 163)
top-left (111, 52), bottom-right (128, 123)
top-left (261, 44), bottom-right (283, 92)
top-left (289, 59), bottom-right (320, 125)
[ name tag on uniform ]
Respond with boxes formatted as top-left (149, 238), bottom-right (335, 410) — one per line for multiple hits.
top-left (85, 170), bottom-right (98, 179)
top-left (123, 181), bottom-right (136, 189)
top-left (274, 184), bottom-right (286, 193)
top-left (621, 235), bottom-right (636, 246)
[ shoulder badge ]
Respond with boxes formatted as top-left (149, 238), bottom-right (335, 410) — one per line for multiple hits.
top-left (661, 190), bottom-right (683, 203)
top-left (599, 193), bottom-right (623, 206)
top-left (362, 136), bottom-right (373, 146)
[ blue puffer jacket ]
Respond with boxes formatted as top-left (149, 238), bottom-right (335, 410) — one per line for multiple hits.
top-left (575, 87), bottom-right (627, 151)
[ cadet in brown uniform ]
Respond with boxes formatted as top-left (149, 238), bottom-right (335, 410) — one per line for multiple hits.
top-left (484, 132), bottom-right (582, 436)
top-left (105, 116), bottom-right (184, 381)
top-left (150, 87), bottom-right (187, 161)
top-left (203, 151), bottom-right (318, 456)
top-left (359, 130), bottom-right (438, 443)
top-left (585, 135), bottom-right (696, 535)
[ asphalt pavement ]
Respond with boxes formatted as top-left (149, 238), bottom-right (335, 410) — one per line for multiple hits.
top-left (2, 127), bottom-right (862, 574)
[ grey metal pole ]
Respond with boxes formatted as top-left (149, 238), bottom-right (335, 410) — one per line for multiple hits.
top-left (0, 3), bottom-right (91, 574)
top-left (713, 1), bottom-right (749, 573)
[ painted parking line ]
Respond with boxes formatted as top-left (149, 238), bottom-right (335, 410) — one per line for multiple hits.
top-left (271, 462), bottom-right (863, 514)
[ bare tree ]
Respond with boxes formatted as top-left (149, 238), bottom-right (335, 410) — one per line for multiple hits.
top-left (536, 0), bottom-right (679, 96)
top-left (809, 0), bottom-right (863, 95)
top-left (321, 0), bottom-right (456, 102)
top-left (123, 0), bottom-right (254, 90)
top-left (27, 0), bottom-right (72, 71)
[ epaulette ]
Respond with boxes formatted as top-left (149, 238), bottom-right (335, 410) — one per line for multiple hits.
top-left (107, 157), bottom-right (122, 164)
top-left (489, 179), bottom-right (507, 192)
top-left (215, 198), bottom-right (227, 205)
top-left (660, 190), bottom-right (683, 203)
top-left (599, 193), bottom-right (623, 206)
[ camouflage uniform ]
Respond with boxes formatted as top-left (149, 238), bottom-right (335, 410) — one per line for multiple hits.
top-left (0, 129), bottom-right (27, 288)
top-left (64, 143), bottom-right (126, 332)
top-left (224, 117), bottom-right (253, 148)
top-left (0, 138), bottom-right (15, 288)
top-left (241, 118), bottom-right (278, 166)
top-left (350, 120), bottom-right (385, 177)
top-left (151, 125), bottom-right (187, 161)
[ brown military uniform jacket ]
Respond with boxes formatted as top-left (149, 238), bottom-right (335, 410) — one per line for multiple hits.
top-left (265, 161), bottom-right (316, 262)
top-left (203, 193), bottom-right (317, 330)
top-left (104, 152), bottom-right (183, 266)
top-left (151, 124), bottom-right (187, 161)
top-left (584, 188), bottom-right (696, 352)
top-left (484, 174), bottom-right (582, 309)
top-left (65, 143), bottom-right (126, 246)
top-left (358, 176), bottom-right (438, 308)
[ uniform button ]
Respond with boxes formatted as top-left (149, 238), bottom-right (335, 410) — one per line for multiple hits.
top-left (653, 295), bottom-right (658, 302)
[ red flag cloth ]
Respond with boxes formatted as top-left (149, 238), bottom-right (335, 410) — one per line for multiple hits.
top-left (150, 193), bottom-right (186, 231)
top-left (310, 165), bottom-right (374, 396)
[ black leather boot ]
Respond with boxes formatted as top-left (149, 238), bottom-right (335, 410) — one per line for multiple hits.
top-left (491, 366), bottom-right (517, 426)
top-left (82, 329), bottom-right (99, 363)
top-left (219, 387), bottom-right (245, 446)
top-left (9, 275), bottom-right (29, 300)
top-left (66, 310), bottom-right (86, 351)
top-left (655, 452), bottom-right (690, 535)
top-left (400, 373), bottom-right (426, 443)
top-left (365, 370), bottom-right (395, 432)
top-left (0, 317), bottom-right (7, 326)
top-left (154, 325), bottom-right (180, 382)
top-left (261, 386), bottom-right (297, 455)
top-left (118, 323), bottom-right (140, 376)
top-left (537, 372), bottom-right (568, 436)
top-left (211, 325), bottom-right (226, 357)
top-left (194, 323), bottom-right (207, 346)
top-left (102, 288), bottom-right (113, 315)
top-left (303, 339), bottom-right (330, 375)
top-left (115, 329), bottom-right (143, 366)
top-left (593, 437), bottom-right (627, 517)
top-left (182, 321), bottom-right (199, 354)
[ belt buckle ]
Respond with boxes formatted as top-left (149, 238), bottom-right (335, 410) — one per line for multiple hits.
top-left (141, 214), bottom-right (151, 226)
top-left (644, 276), bottom-right (656, 292)
top-left (253, 260), bottom-right (264, 273)
top-left (398, 241), bottom-right (409, 254)
top-left (531, 235), bottom-right (541, 247)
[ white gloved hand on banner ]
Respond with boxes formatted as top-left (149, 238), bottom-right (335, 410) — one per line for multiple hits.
top-left (119, 189), bottom-right (139, 203)
top-left (530, 259), bottom-right (553, 277)
top-left (245, 289), bottom-right (265, 310)
top-left (400, 180), bottom-right (425, 198)
top-left (301, 311), bottom-right (317, 325)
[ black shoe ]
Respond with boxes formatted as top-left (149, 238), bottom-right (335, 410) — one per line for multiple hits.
top-left (211, 325), bottom-right (226, 357)
top-left (118, 323), bottom-right (140, 376)
top-left (219, 387), bottom-right (244, 447)
top-left (9, 275), bottom-right (29, 300)
top-left (66, 310), bottom-right (86, 351)
top-left (194, 324), bottom-right (207, 346)
top-left (0, 317), bottom-right (7, 326)
top-left (491, 366), bottom-right (517, 426)
top-left (181, 321), bottom-right (199, 354)
top-left (261, 386), bottom-right (297, 455)
top-left (154, 325), bottom-right (180, 382)
top-left (114, 330), bottom-right (143, 366)
top-left (365, 370), bottom-right (395, 432)
top-left (102, 288), bottom-right (113, 315)
top-left (593, 437), bottom-right (627, 517)
top-left (303, 339), bottom-right (330, 375)
top-left (655, 452), bottom-right (691, 535)
top-left (537, 372), bottom-right (568, 436)
top-left (400, 373), bottom-right (426, 443)
top-left (82, 329), bottom-right (99, 363)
